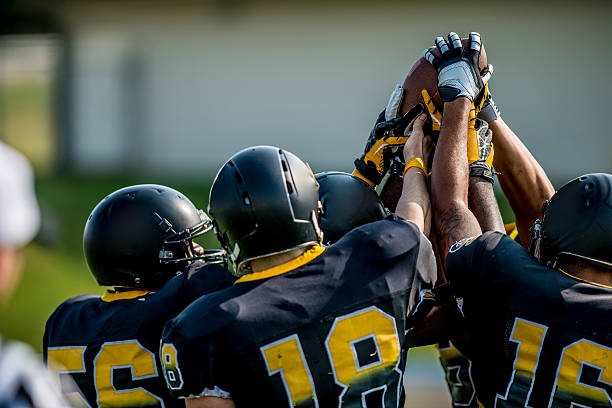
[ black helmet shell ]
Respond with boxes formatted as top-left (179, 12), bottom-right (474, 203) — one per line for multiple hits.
top-left (208, 146), bottom-right (320, 274)
top-left (84, 184), bottom-right (205, 289)
top-left (315, 171), bottom-right (387, 245)
top-left (541, 173), bottom-right (612, 268)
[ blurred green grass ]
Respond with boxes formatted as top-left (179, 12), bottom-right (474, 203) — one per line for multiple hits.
top-left (0, 79), bottom-right (56, 174)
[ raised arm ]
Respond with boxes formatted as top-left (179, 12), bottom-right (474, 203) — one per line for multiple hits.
top-left (431, 99), bottom-right (482, 264)
top-left (481, 101), bottom-right (555, 244)
top-left (424, 32), bottom-right (488, 265)
top-left (466, 115), bottom-right (505, 233)
top-left (395, 113), bottom-right (432, 235)
top-left (422, 87), bottom-right (504, 235)
top-left (352, 86), bottom-right (424, 190)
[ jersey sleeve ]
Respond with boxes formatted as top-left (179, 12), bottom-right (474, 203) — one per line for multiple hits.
top-left (407, 227), bottom-right (438, 313)
top-left (446, 231), bottom-right (511, 296)
top-left (342, 214), bottom-right (438, 312)
top-left (160, 294), bottom-right (237, 400)
top-left (158, 262), bottom-right (236, 309)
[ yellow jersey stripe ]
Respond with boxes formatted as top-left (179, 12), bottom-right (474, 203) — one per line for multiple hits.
top-left (101, 290), bottom-right (151, 302)
top-left (235, 245), bottom-right (326, 284)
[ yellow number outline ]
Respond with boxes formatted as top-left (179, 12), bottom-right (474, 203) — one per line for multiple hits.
top-left (93, 340), bottom-right (163, 407)
top-left (47, 346), bottom-right (91, 407)
top-left (549, 339), bottom-right (612, 406)
top-left (260, 334), bottom-right (319, 407)
top-left (160, 343), bottom-right (184, 391)
top-left (437, 341), bottom-right (477, 407)
top-left (260, 305), bottom-right (403, 407)
top-left (324, 305), bottom-right (402, 406)
top-left (494, 318), bottom-right (548, 407)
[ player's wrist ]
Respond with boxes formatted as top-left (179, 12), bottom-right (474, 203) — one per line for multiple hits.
top-left (469, 162), bottom-right (495, 183)
top-left (487, 116), bottom-right (505, 132)
top-left (403, 157), bottom-right (428, 178)
top-left (444, 97), bottom-right (472, 109)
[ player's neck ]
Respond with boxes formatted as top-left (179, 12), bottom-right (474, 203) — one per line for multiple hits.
top-left (561, 259), bottom-right (612, 288)
top-left (249, 247), bottom-right (310, 273)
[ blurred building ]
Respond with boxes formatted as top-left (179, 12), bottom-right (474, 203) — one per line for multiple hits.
top-left (2, 0), bottom-right (611, 180)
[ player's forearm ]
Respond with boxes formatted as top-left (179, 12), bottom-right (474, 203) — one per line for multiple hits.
top-left (432, 98), bottom-right (482, 261)
top-left (489, 118), bottom-right (554, 240)
top-left (396, 169), bottom-right (430, 235)
top-left (468, 177), bottom-right (505, 233)
top-left (432, 98), bottom-right (471, 208)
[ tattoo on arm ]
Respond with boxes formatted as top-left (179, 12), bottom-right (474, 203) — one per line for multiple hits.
top-left (435, 202), bottom-right (481, 266)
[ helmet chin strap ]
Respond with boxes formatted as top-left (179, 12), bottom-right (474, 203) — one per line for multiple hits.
top-left (528, 219), bottom-right (543, 261)
top-left (312, 208), bottom-right (323, 245)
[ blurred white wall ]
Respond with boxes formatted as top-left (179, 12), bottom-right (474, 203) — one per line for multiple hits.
top-left (51, 0), bottom-right (611, 181)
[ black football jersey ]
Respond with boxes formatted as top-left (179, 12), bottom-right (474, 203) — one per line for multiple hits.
top-left (436, 340), bottom-right (481, 408)
top-left (447, 231), bottom-right (612, 408)
top-left (43, 262), bottom-right (236, 408)
top-left (161, 215), bottom-right (437, 407)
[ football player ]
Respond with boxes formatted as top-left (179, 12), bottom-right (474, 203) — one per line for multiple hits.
top-left (352, 78), bottom-right (487, 408)
top-left (43, 184), bottom-right (235, 408)
top-left (427, 31), bottom-right (612, 407)
top-left (160, 111), bottom-right (438, 407)
top-left (420, 73), bottom-right (556, 408)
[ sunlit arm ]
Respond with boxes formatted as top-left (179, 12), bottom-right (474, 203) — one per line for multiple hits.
top-left (489, 118), bottom-right (554, 245)
top-left (431, 98), bottom-right (482, 266)
top-left (395, 114), bottom-right (432, 236)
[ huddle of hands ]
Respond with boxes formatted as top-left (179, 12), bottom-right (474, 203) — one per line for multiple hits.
top-left (355, 31), bottom-right (498, 189)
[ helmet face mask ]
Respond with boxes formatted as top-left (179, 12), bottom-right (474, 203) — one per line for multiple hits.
top-left (84, 185), bottom-right (227, 290)
top-left (530, 173), bottom-right (612, 270)
top-left (159, 210), bottom-right (226, 266)
top-left (208, 146), bottom-right (322, 275)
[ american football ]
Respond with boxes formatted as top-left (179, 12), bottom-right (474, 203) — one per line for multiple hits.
top-left (400, 38), bottom-right (488, 115)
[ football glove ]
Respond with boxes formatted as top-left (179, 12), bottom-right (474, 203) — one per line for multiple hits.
top-left (421, 89), bottom-right (442, 142)
top-left (353, 85), bottom-right (424, 187)
top-left (476, 83), bottom-right (501, 123)
top-left (423, 32), bottom-right (492, 102)
top-left (420, 81), bottom-right (490, 143)
top-left (468, 104), bottom-right (495, 183)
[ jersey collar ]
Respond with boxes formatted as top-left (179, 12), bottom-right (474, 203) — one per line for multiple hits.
top-left (101, 289), bottom-right (151, 302)
top-left (234, 244), bottom-right (326, 284)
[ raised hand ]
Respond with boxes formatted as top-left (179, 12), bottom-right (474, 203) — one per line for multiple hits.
top-left (353, 85), bottom-right (424, 187)
top-left (423, 32), bottom-right (491, 102)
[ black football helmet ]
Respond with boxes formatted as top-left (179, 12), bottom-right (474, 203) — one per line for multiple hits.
top-left (83, 184), bottom-right (226, 290)
top-left (315, 171), bottom-right (387, 245)
top-left (530, 173), bottom-right (612, 269)
top-left (208, 146), bottom-right (321, 275)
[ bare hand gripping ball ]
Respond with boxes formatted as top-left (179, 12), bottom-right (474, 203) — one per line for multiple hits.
top-left (400, 38), bottom-right (488, 116)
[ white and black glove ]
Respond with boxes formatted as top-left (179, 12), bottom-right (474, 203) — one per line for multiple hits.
top-left (469, 117), bottom-right (495, 183)
top-left (423, 32), bottom-right (492, 102)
